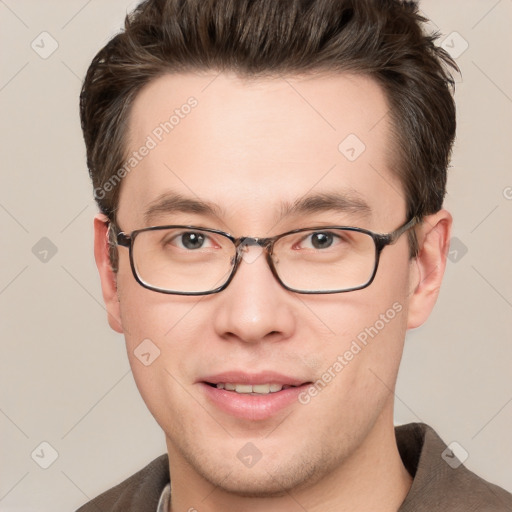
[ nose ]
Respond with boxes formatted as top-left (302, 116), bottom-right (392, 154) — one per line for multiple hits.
top-left (212, 244), bottom-right (296, 344)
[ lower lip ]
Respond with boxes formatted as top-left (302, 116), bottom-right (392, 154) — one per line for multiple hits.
top-left (199, 382), bottom-right (310, 421)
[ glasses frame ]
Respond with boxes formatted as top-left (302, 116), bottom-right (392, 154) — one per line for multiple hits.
top-left (112, 216), bottom-right (420, 296)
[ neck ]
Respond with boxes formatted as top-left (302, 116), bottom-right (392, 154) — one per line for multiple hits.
top-left (166, 409), bottom-right (412, 512)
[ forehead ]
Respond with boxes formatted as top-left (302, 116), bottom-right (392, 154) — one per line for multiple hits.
top-left (119, 71), bottom-right (404, 229)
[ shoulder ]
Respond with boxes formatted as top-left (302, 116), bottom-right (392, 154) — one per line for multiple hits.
top-left (397, 423), bottom-right (512, 511)
top-left (75, 454), bottom-right (169, 512)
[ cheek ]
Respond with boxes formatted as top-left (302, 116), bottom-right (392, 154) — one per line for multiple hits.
top-left (295, 297), bottom-right (408, 442)
top-left (117, 262), bottom-right (203, 342)
top-left (115, 273), bottom-right (205, 408)
top-left (299, 254), bottom-right (410, 407)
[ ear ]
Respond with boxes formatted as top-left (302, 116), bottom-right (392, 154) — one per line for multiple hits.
top-left (406, 209), bottom-right (452, 330)
top-left (93, 213), bottom-right (124, 333)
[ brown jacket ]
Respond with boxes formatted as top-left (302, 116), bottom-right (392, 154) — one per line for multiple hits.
top-left (76, 423), bottom-right (512, 511)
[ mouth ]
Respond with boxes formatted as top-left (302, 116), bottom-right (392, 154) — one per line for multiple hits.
top-left (199, 372), bottom-right (313, 420)
top-left (203, 382), bottom-right (301, 394)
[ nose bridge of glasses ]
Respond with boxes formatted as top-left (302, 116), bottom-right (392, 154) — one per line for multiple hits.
top-left (232, 237), bottom-right (275, 268)
top-left (236, 236), bottom-right (273, 252)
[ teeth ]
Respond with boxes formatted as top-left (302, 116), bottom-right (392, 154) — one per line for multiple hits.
top-left (252, 384), bottom-right (271, 393)
top-left (214, 383), bottom-right (288, 394)
top-left (235, 384), bottom-right (253, 393)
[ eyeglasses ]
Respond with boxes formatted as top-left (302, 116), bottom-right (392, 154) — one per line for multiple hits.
top-left (111, 217), bottom-right (420, 295)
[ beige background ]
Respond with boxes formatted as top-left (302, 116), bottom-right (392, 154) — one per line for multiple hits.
top-left (1, 1), bottom-right (511, 510)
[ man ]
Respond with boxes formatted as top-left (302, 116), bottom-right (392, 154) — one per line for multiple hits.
top-left (77, 0), bottom-right (512, 510)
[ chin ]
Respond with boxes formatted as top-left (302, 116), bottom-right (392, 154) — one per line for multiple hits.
top-left (218, 480), bottom-right (290, 499)
top-left (197, 452), bottom-right (325, 499)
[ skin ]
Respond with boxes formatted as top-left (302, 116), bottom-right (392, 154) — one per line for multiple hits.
top-left (94, 71), bottom-right (451, 512)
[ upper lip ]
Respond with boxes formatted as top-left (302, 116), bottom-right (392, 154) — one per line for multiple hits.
top-left (200, 371), bottom-right (311, 386)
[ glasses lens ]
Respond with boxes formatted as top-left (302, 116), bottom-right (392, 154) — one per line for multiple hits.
top-left (272, 228), bottom-right (376, 292)
top-left (132, 228), bottom-right (236, 293)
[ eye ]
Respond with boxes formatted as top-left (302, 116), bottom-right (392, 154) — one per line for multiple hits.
top-left (298, 231), bottom-right (342, 250)
top-left (171, 231), bottom-right (215, 250)
top-left (310, 232), bottom-right (334, 249)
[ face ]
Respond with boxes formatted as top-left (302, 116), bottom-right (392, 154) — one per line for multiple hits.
top-left (95, 71), bottom-right (447, 497)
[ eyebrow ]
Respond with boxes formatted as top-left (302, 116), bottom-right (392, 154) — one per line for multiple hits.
top-left (143, 192), bottom-right (224, 225)
top-left (143, 190), bottom-right (371, 227)
top-left (279, 192), bottom-right (372, 220)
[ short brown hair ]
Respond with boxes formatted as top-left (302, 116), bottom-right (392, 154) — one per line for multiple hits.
top-left (80, 0), bottom-right (458, 260)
